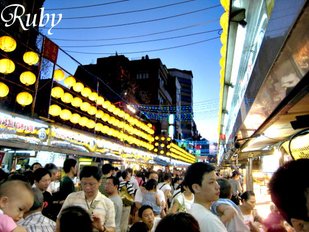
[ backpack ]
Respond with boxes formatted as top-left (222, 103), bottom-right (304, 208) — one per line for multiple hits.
top-left (119, 182), bottom-right (134, 206)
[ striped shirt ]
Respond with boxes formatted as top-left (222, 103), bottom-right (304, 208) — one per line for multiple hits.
top-left (18, 212), bottom-right (56, 232)
top-left (118, 181), bottom-right (134, 195)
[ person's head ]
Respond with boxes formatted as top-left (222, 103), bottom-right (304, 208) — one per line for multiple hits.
top-left (33, 168), bottom-right (51, 192)
top-left (148, 171), bottom-right (159, 182)
top-left (138, 205), bottom-right (155, 230)
top-left (44, 163), bottom-right (59, 181)
top-left (105, 176), bottom-right (120, 196)
top-left (231, 170), bottom-right (240, 179)
top-left (269, 159), bottom-right (309, 232)
top-left (0, 180), bottom-right (34, 221)
top-left (130, 222), bottom-right (149, 232)
top-left (102, 163), bottom-right (114, 176)
top-left (240, 191), bottom-right (256, 211)
top-left (24, 187), bottom-right (44, 218)
top-left (163, 172), bottom-right (172, 183)
top-left (58, 206), bottom-right (92, 232)
top-left (184, 162), bottom-right (219, 205)
top-left (145, 179), bottom-right (158, 191)
top-left (155, 212), bottom-right (200, 232)
top-left (79, 166), bottom-right (102, 199)
top-left (217, 178), bottom-right (232, 199)
top-left (121, 170), bottom-right (131, 181)
top-left (63, 158), bottom-right (77, 175)
top-left (31, 162), bottom-right (42, 172)
top-left (126, 167), bottom-right (133, 175)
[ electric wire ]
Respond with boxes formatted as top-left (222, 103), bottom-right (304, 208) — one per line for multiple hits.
top-left (65, 36), bottom-right (220, 55)
top-left (61, 0), bottom-right (196, 20)
top-left (50, 5), bottom-right (221, 30)
top-left (50, 20), bottom-right (217, 41)
top-left (45, 0), bottom-right (129, 11)
top-left (60, 29), bottom-right (221, 48)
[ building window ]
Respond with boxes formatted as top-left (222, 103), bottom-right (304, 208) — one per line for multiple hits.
top-left (137, 72), bottom-right (149, 79)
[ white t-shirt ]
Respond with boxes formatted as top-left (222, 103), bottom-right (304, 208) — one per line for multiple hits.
top-left (135, 188), bottom-right (165, 205)
top-left (189, 203), bottom-right (228, 232)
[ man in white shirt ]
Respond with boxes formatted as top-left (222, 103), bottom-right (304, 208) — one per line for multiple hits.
top-left (185, 162), bottom-right (227, 232)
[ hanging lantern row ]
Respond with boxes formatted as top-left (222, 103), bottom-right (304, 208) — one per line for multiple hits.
top-left (0, 82), bottom-right (9, 97)
top-left (50, 86), bottom-right (154, 142)
top-left (48, 104), bottom-right (154, 150)
top-left (52, 71), bottom-right (154, 134)
top-left (51, 82), bottom-right (154, 134)
top-left (0, 36), bottom-right (17, 52)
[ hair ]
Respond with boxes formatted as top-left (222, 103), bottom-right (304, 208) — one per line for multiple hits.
top-left (148, 171), bottom-right (158, 179)
top-left (231, 170), bottom-right (240, 178)
top-left (155, 212), bottom-right (200, 232)
top-left (30, 187), bottom-right (44, 211)
top-left (102, 163), bottom-right (113, 175)
top-left (0, 180), bottom-right (33, 199)
top-left (145, 179), bottom-right (158, 191)
top-left (126, 167), bottom-right (133, 174)
top-left (33, 168), bottom-right (51, 182)
top-left (268, 159), bottom-right (309, 224)
top-left (79, 166), bottom-right (102, 181)
top-left (240, 191), bottom-right (255, 202)
top-left (217, 178), bottom-right (232, 198)
top-left (59, 206), bottom-right (92, 232)
top-left (184, 162), bottom-right (216, 193)
top-left (163, 172), bottom-right (172, 181)
top-left (30, 162), bottom-right (42, 171)
top-left (138, 205), bottom-right (153, 218)
top-left (107, 176), bottom-right (120, 187)
top-left (63, 159), bottom-right (77, 173)
top-left (44, 163), bottom-right (58, 172)
top-left (121, 170), bottom-right (129, 180)
top-left (129, 222), bottom-right (149, 232)
top-left (0, 169), bottom-right (8, 183)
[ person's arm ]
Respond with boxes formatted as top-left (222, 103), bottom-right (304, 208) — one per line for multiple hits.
top-left (169, 199), bottom-right (180, 213)
top-left (155, 192), bottom-right (161, 206)
top-left (92, 215), bottom-right (115, 232)
top-left (12, 225), bottom-right (27, 232)
top-left (216, 204), bottom-right (236, 224)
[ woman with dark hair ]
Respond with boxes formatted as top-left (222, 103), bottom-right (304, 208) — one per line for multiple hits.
top-left (169, 180), bottom-right (194, 213)
top-left (155, 212), bottom-right (200, 232)
top-left (142, 179), bottom-right (161, 216)
top-left (58, 206), bottom-right (92, 232)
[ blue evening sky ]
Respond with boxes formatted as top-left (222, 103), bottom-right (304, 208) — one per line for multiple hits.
top-left (41, 0), bottom-right (224, 142)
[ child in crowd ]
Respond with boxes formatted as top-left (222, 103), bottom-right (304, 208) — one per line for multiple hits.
top-left (0, 180), bottom-right (34, 232)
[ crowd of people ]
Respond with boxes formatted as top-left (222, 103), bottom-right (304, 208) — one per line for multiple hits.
top-left (0, 158), bottom-right (308, 232)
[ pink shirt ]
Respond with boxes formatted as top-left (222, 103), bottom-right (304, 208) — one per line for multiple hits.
top-left (0, 214), bottom-right (17, 232)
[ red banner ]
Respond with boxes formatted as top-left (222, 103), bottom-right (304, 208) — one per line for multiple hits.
top-left (42, 37), bottom-right (58, 63)
top-left (0, 152), bottom-right (4, 166)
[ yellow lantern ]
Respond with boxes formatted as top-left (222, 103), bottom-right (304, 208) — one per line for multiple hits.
top-left (64, 76), bottom-right (76, 88)
top-left (86, 120), bottom-right (95, 129)
top-left (16, 92), bottom-right (33, 106)
top-left (19, 71), bottom-right (36, 86)
top-left (220, 0), bottom-right (229, 11)
top-left (220, 12), bottom-right (229, 31)
top-left (102, 100), bottom-right (111, 109)
top-left (51, 86), bottom-right (64, 99)
top-left (96, 96), bottom-right (104, 105)
top-left (96, 110), bottom-right (104, 119)
top-left (88, 105), bottom-right (97, 115)
top-left (53, 69), bottom-right (65, 81)
top-left (61, 92), bottom-right (73, 103)
top-left (0, 36), bottom-right (17, 52)
top-left (78, 117), bottom-right (88, 127)
top-left (81, 87), bottom-right (92, 98)
top-left (80, 102), bottom-right (90, 111)
top-left (23, 51), bottom-right (39, 65)
top-left (49, 104), bottom-right (61, 116)
top-left (70, 113), bottom-right (81, 124)
top-left (0, 82), bottom-right (9, 97)
top-left (95, 123), bottom-right (103, 131)
top-left (89, 92), bottom-right (98, 101)
top-left (73, 82), bottom-right (84, 92)
top-left (0, 58), bottom-right (15, 74)
top-left (71, 97), bottom-right (82, 107)
top-left (60, 109), bottom-right (72, 121)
